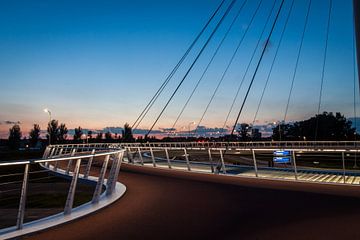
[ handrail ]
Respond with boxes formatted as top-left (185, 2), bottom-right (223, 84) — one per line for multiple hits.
top-left (0, 145), bottom-right (126, 239)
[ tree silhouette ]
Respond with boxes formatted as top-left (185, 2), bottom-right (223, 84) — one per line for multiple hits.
top-left (237, 123), bottom-right (251, 141)
top-left (29, 124), bottom-right (40, 147)
top-left (58, 123), bottom-right (68, 143)
top-left (272, 112), bottom-right (356, 141)
top-left (122, 123), bottom-right (134, 142)
top-left (96, 132), bottom-right (103, 141)
top-left (8, 124), bottom-right (22, 150)
top-left (105, 131), bottom-right (113, 141)
top-left (87, 130), bottom-right (93, 142)
top-left (47, 120), bottom-right (59, 145)
top-left (46, 120), bottom-right (68, 144)
top-left (73, 126), bottom-right (83, 142)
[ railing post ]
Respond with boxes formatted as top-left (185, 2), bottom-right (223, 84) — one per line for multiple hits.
top-left (107, 152), bottom-right (123, 195)
top-left (165, 148), bottom-right (172, 169)
top-left (252, 149), bottom-right (258, 177)
top-left (219, 149), bottom-right (226, 174)
top-left (184, 148), bottom-right (191, 171)
top-left (16, 164), bottom-right (29, 230)
top-left (106, 153), bottom-right (120, 196)
top-left (53, 148), bottom-right (63, 171)
top-left (137, 147), bottom-right (144, 165)
top-left (84, 149), bottom-right (96, 179)
top-left (64, 158), bottom-right (81, 215)
top-left (150, 147), bottom-right (156, 167)
top-left (342, 152), bottom-right (346, 184)
top-left (46, 147), bottom-right (56, 167)
top-left (292, 151), bottom-right (298, 180)
top-left (208, 149), bottom-right (214, 173)
top-left (66, 148), bottom-right (77, 175)
top-left (92, 155), bottom-right (110, 203)
top-left (114, 152), bottom-right (123, 185)
top-left (42, 147), bottom-right (50, 159)
top-left (126, 148), bottom-right (133, 163)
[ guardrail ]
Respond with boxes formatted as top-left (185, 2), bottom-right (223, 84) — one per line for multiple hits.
top-left (0, 144), bottom-right (125, 239)
top-left (119, 142), bottom-right (360, 186)
top-left (48, 141), bottom-right (360, 152)
top-left (119, 141), bottom-right (360, 150)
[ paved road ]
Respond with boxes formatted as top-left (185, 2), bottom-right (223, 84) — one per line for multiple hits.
top-left (25, 164), bottom-right (360, 240)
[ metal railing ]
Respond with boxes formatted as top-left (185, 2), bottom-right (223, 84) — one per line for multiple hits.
top-left (0, 144), bottom-right (125, 236)
top-left (120, 142), bottom-right (360, 186)
top-left (119, 141), bottom-right (360, 150)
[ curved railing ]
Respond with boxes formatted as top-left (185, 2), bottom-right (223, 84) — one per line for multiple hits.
top-left (119, 141), bottom-right (360, 150)
top-left (0, 144), bottom-right (126, 239)
top-left (119, 141), bottom-right (360, 186)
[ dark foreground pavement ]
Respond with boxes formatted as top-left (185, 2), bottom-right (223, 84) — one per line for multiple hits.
top-left (24, 164), bottom-right (360, 240)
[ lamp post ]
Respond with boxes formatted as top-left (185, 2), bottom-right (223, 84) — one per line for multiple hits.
top-left (44, 108), bottom-right (52, 145)
top-left (188, 121), bottom-right (196, 138)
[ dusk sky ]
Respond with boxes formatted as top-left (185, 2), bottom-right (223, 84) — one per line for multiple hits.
top-left (0, 0), bottom-right (357, 137)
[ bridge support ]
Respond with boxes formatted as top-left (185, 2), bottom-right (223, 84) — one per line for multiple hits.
top-left (355, 0), bottom-right (360, 86)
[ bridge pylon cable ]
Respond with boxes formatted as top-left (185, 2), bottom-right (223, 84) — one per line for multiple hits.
top-left (146, 0), bottom-right (238, 136)
top-left (353, 18), bottom-right (358, 142)
top-left (170, 0), bottom-right (249, 133)
top-left (196, 0), bottom-right (269, 134)
top-left (196, 0), bottom-right (272, 134)
top-left (251, 0), bottom-right (295, 130)
top-left (315, 0), bottom-right (332, 141)
top-left (131, 0), bottom-right (227, 130)
top-left (221, 0), bottom-right (278, 132)
top-left (282, 0), bottom-right (312, 137)
top-left (230, 0), bottom-right (285, 136)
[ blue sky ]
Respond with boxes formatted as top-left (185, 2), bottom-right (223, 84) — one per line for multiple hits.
top-left (0, 0), bottom-right (357, 137)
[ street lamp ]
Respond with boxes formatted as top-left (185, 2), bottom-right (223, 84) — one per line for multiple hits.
top-left (188, 121), bottom-right (196, 138)
top-left (44, 108), bottom-right (52, 145)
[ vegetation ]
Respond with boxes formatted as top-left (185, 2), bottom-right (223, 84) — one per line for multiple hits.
top-left (29, 124), bottom-right (41, 147)
top-left (236, 123), bottom-right (251, 141)
top-left (122, 123), bottom-right (134, 142)
top-left (73, 126), bottom-right (83, 142)
top-left (47, 120), bottom-right (68, 144)
top-left (272, 112), bottom-right (356, 141)
top-left (8, 124), bottom-right (22, 149)
top-left (1, 111), bottom-right (357, 146)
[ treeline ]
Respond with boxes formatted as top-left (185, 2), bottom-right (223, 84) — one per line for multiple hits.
top-left (5, 111), bottom-right (358, 150)
top-left (6, 122), bottom-right (135, 150)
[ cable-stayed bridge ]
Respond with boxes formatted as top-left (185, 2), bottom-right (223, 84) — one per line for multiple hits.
top-left (1, 0), bottom-right (360, 239)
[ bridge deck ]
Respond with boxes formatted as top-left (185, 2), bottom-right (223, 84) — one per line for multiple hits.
top-left (26, 164), bottom-right (360, 240)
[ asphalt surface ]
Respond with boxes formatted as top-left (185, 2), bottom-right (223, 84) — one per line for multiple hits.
top-left (25, 164), bottom-right (360, 240)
